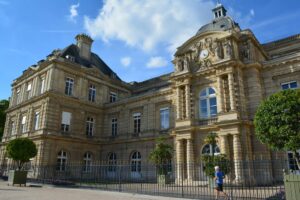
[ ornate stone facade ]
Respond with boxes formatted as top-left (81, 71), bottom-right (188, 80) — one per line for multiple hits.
top-left (1, 4), bottom-right (300, 184)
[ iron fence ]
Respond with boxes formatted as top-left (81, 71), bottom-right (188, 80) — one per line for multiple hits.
top-left (0, 159), bottom-right (291, 200)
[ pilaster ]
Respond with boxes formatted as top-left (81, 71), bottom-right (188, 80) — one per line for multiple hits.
top-left (228, 73), bottom-right (236, 111)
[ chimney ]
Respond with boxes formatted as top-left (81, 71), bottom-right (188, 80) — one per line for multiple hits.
top-left (75, 34), bottom-right (93, 60)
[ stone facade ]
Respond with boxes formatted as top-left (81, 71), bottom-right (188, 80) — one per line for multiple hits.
top-left (1, 4), bottom-right (299, 184)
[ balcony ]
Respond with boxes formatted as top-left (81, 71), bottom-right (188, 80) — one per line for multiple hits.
top-left (198, 117), bottom-right (218, 126)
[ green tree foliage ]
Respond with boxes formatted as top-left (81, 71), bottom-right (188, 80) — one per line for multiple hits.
top-left (0, 99), bottom-right (9, 139)
top-left (6, 138), bottom-right (37, 170)
top-left (149, 137), bottom-right (173, 175)
top-left (254, 89), bottom-right (300, 169)
top-left (201, 133), bottom-right (230, 178)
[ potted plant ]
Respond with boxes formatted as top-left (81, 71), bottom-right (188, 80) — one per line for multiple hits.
top-left (201, 133), bottom-right (230, 189)
top-left (149, 137), bottom-right (173, 185)
top-left (6, 138), bottom-right (37, 186)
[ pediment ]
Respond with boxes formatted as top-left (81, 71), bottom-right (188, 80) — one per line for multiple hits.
top-left (173, 31), bottom-right (235, 74)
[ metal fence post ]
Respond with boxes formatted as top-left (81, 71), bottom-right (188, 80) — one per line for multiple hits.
top-left (118, 165), bottom-right (122, 192)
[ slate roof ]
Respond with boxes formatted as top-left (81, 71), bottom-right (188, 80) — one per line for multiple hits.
top-left (196, 16), bottom-right (240, 35)
top-left (59, 44), bottom-right (121, 81)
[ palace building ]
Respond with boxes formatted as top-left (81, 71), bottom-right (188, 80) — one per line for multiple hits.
top-left (1, 4), bottom-right (299, 184)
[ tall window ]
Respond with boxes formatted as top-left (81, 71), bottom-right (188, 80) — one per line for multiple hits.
top-left (201, 144), bottom-right (220, 156)
top-left (26, 82), bottom-right (32, 100)
top-left (88, 84), bottom-right (96, 102)
top-left (109, 92), bottom-right (117, 103)
top-left (199, 87), bottom-right (217, 118)
top-left (56, 150), bottom-right (67, 171)
top-left (108, 152), bottom-right (117, 172)
top-left (40, 76), bottom-right (45, 94)
top-left (16, 88), bottom-right (21, 104)
top-left (111, 118), bottom-right (117, 137)
top-left (33, 112), bottom-right (40, 130)
top-left (10, 121), bottom-right (16, 136)
top-left (131, 151), bottom-right (141, 173)
top-left (61, 112), bottom-right (71, 132)
top-left (287, 151), bottom-right (299, 171)
top-left (133, 113), bottom-right (141, 134)
top-left (65, 77), bottom-right (74, 96)
top-left (86, 117), bottom-right (94, 137)
top-left (281, 81), bottom-right (298, 90)
top-left (83, 152), bottom-right (92, 172)
top-left (21, 115), bottom-right (27, 133)
top-left (160, 107), bottom-right (170, 130)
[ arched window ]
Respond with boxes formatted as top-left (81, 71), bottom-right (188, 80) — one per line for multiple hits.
top-left (131, 151), bottom-right (141, 173)
top-left (199, 87), bottom-right (217, 118)
top-left (108, 152), bottom-right (117, 172)
top-left (201, 144), bottom-right (220, 156)
top-left (56, 150), bottom-right (67, 171)
top-left (83, 152), bottom-right (92, 172)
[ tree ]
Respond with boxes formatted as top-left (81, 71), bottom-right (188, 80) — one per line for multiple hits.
top-left (0, 99), bottom-right (9, 139)
top-left (254, 89), bottom-right (300, 169)
top-left (6, 138), bottom-right (37, 170)
top-left (149, 137), bottom-right (173, 175)
top-left (201, 133), bottom-right (230, 177)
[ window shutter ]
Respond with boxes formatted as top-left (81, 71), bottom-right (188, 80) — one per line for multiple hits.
top-left (62, 112), bottom-right (71, 125)
top-left (27, 83), bottom-right (32, 91)
top-left (21, 116), bottom-right (27, 124)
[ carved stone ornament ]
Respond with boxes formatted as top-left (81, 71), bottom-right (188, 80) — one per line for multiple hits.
top-left (224, 40), bottom-right (233, 59)
top-left (241, 41), bottom-right (250, 61)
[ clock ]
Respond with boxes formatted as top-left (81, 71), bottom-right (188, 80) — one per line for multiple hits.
top-left (199, 49), bottom-right (209, 59)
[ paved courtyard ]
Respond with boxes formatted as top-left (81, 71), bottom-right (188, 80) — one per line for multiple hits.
top-left (0, 180), bottom-right (190, 200)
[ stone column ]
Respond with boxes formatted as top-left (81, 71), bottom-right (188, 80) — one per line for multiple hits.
top-left (3, 115), bottom-right (11, 139)
top-left (186, 138), bottom-right (194, 181)
top-left (46, 68), bottom-right (54, 92)
top-left (176, 87), bottom-right (181, 120)
top-left (176, 139), bottom-right (184, 182)
top-left (217, 76), bottom-right (224, 113)
top-left (233, 134), bottom-right (243, 183)
top-left (228, 73), bottom-right (236, 111)
top-left (15, 112), bottom-right (21, 135)
top-left (219, 135), bottom-right (230, 156)
top-left (27, 107), bottom-right (34, 135)
top-left (185, 84), bottom-right (190, 119)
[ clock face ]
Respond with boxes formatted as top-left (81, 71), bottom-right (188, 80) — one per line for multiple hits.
top-left (199, 49), bottom-right (209, 59)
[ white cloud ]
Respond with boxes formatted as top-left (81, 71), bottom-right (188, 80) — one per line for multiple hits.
top-left (69, 3), bottom-right (80, 23)
top-left (228, 7), bottom-right (255, 28)
top-left (146, 57), bottom-right (168, 68)
top-left (84, 0), bottom-right (214, 53)
top-left (120, 57), bottom-right (131, 67)
top-left (250, 9), bottom-right (255, 17)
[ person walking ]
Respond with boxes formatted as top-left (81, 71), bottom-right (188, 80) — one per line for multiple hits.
top-left (214, 166), bottom-right (229, 200)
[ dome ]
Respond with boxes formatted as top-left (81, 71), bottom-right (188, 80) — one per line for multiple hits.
top-left (196, 16), bottom-right (240, 36)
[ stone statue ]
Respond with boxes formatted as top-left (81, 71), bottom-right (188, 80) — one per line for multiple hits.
top-left (224, 40), bottom-right (233, 59)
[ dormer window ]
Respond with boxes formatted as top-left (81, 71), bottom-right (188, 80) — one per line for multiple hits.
top-left (65, 55), bottom-right (75, 62)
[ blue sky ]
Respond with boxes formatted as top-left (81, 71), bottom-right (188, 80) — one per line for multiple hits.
top-left (0, 0), bottom-right (300, 100)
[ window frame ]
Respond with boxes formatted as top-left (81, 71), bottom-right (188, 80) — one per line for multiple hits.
top-left (88, 84), bottom-right (96, 102)
top-left (111, 117), bottom-right (118, 137)
top-left (61, 111), bottom-right (71, 132)
top-left (86, 117), bottom-right (94, 137)
top-left (56, 150), bottom-right (68, 172)
top-left (109, 92), bottom-right (117, 103)
top-left (281, 81), bottom-right (298, 90)
top-left (133, 113), bottom-right (141, 134)
top-left (65, 77), bottom-right (74, 96)
top-left (160, 107), bottom-right (170, 130)
top-left (83, 152), bottom-right (92, 172)
top-left (199, 87), bottom-right (217, 119)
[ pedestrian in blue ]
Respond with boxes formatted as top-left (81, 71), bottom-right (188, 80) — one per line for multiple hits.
top-left (214, 166), bottom-right (229, 200)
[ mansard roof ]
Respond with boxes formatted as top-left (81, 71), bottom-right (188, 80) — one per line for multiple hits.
top-left (59, 44), bottom-right (121, 81)
top-left (196, 16), bottom-right (240, 36)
